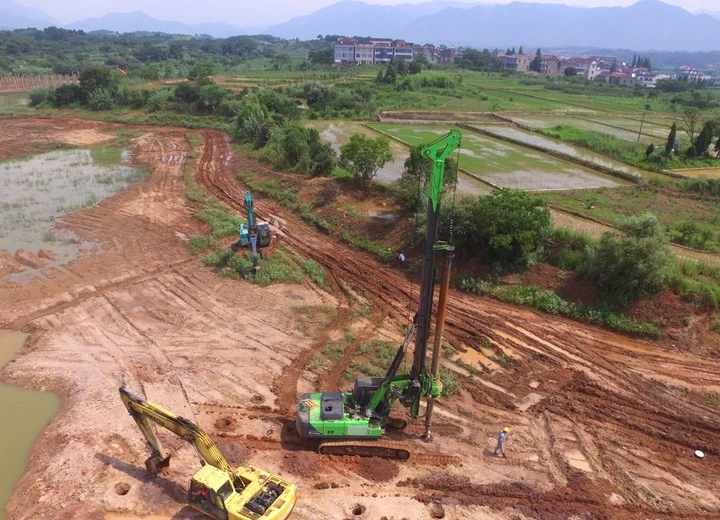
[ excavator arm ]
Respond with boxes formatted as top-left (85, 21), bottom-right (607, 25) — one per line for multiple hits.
top-left (119, 387), bottom-right (237, 482)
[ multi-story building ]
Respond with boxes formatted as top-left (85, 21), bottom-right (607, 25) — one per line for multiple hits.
top-left (393, 45), bottom-right (414, 62)
top-left (354, 42), bottom-right (374, 65)
top-left (539, 55), bottom-right (561, 75)
top-left (437, 47), bottom-right (460, 65)
top-left (561, 58), bottom-right (599, 80)
top-left (333, 38), bottom-right (357, 65)
top-left (422, 44), bottom-right (439, 64)
top-left (333, 38), bottom-right (415, 65)
top-left (679, 66), bottom-right (709, 84)
top-left (499, 54), bottom-right (530, 72)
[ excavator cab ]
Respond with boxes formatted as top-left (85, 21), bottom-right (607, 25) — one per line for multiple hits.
top-left (189, 467), bottom-right (231, 520)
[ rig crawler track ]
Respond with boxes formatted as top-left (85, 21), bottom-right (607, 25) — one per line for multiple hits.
top-left (318, 439), bottom-right (462, 465)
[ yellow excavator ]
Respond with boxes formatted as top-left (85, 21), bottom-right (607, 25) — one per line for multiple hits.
top-left (119, 387), bottom-right (296, 520)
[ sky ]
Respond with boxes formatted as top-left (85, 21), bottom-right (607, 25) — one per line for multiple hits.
top-left (15, 0), bottom-right (720, 26)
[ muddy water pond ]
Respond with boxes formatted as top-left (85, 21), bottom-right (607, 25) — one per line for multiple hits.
top-left (0, 93), bottom-right (27, 107)
top-left (0, 146), bottom-right (145, 271)
top-left (0, 330), bottom-right (59, 520)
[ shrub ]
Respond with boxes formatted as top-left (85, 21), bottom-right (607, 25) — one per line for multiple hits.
top-left (29, 87), bottom-right (54, 106)
top-left (263, 122), bottom-right (336, 176)
top-left (439, 367), bottom-right (460, 396)
top-left (147, 88), bottom-right (174, 112)
top-left (54, 83), bottom-right (84, 106)
top-left (587, 213), bottom-right (674, 307)
top-left (443, 189), bottom-right (552, 268)
top-left (87, 88), bottom-right (115, 111)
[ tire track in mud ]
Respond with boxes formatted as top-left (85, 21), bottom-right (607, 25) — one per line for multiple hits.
top-left (194, 130), bottom-right (720, 516)
top-left (195, 130), bottom-right (385, 417)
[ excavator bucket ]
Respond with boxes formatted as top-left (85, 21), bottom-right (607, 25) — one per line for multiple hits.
top-left (145, 453), bottom-right (171, 476)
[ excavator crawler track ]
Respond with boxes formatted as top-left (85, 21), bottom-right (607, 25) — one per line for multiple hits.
top-left (318, 439), bottom-right (462, 465)
top-left (319, 439), bottom-right (411, 460)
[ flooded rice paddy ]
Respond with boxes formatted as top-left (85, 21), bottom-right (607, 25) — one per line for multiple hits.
top-left (468, 124), bottom-right (645, 181)
top-left (308, 120), bottom-right (491, 195)
top-left (370, 123), bottom-right (627, 191)
top-left (0, 146), bottom-right (145, 268)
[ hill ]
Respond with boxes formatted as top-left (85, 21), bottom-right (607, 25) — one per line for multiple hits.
top-left (266, 0), bottom-right (720, 52)
top-left (0, 0), bottom-right (56, 29)
top-left (66, 11), bottom-right (250, 37)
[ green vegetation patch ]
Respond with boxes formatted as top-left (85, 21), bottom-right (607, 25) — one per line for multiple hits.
top-left (452, 273), bottom-right (660, 337)
top-left (539, 186), bottom-right (720, 253)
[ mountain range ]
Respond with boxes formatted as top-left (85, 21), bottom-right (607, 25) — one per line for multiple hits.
top-left (64, 11), bottom-right (252, 38)
top-left (1, 0), bottom-right (719, 52)
top-left (0, 0), bottom-right (55, 30)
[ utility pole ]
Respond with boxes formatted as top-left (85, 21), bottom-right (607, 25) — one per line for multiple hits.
top-left (637, 110), bottom-right (646, 143)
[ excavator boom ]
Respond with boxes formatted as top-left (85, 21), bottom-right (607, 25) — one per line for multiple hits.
top-left (119, 387), bottom-right (297, 520)
top-left (119, 386), bottom-right (234, 476)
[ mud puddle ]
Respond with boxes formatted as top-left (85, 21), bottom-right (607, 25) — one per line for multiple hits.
top-left (0, 146), bottom-right (144, 275)
top-left (0, 330), bottom-right (59, 520)
top-left (0, 93), bottom-right (27, 107)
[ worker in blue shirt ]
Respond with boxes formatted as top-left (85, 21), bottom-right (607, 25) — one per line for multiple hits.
top-left (397, 251), bottom-right (406, 269)
top-left (494, 426), bottom-right (509, 458)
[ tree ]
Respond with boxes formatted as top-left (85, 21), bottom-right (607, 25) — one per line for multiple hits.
top-left (188, 60), bottom-right (216, 82)
top-left (383, 63), bottom-right (397, 84)
top-left (681, 106), bottom-right (701, 143)
top-left (53, 84), bottom-right (84, 106)
top-left (694, 121), bottom-right (715, 157)
top-left (272, 53), bottom-right (291, 70)
top-left (457, 48), bottom-right (502, 70)
top-left (393, 58), bottom-right (408, 76)
top-left (610, 59), bottom-right (618, 73)
top-left (715, 136), bottom-right (720, 158)
top-left (408, 54), bottom-right (427, 74)
top-left (564, 66), bottom-right (577, 77)
top-left (168, 42), bottom-right (184, 60)
top-left (308, 48), bottom-right (334, 66)
top-left (518, 46), bottom-right (523, 54)
top-left (375, 67), bottom-right (384, 83)
top-left (631, 54), bottom-right (637, 67)
top-left (340, 134), bottom-right (392, 193)
top-left (445, 190), bottom-right (551, 268)
top-left (79, 65), bottom-right (119, 98)
top-left (262, 122), bottom-right (336, 176)
top-left (664, 122), bottom-right (677, 159)
top-left (395, 145), bottom-right (457, 212)
top-left (529, 48), bottom-right (542, 72)
top-left (587, 213), bottom-right (673, 307)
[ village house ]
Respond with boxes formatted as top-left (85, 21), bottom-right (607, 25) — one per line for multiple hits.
top-left (333, 37), bottom-right (414, 65)
top-left (538, 55), bottom-right (561, 75)
top-left (499, 53), bottom-right (530, 72)
top-left (561, 57), bottom-right (600, 80)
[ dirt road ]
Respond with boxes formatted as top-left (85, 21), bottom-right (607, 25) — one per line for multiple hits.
top-left (1, 119), bottom-right (719, 520)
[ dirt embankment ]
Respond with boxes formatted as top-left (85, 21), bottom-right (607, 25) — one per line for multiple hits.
top-left (0, 118), bottom-right (719, 520)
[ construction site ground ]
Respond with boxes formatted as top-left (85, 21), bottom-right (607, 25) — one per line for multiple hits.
top-left (1, 117), bottom-right (720, 520)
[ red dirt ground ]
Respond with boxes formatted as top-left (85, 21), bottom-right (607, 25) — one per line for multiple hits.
top-left (1, 117), bottom-right (720, 520)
